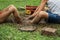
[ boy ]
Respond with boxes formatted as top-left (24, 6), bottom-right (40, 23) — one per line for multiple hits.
top-left (27, 0), bottom-right (60, 24)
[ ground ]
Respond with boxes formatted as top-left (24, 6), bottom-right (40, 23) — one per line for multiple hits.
top-left (0, 0), bottom-right (60, 40)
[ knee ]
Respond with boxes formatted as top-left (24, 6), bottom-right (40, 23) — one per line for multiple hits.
top-left (9, 5), bottom-right (16, 9)
top-left (39, 11), bottom-right (45, 16)
top-left (10, 5), bottom-right (15, 7)
top-left (38, 11), bottom-right (48, 18)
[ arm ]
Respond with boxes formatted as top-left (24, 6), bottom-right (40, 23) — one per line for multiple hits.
top-left (34, 0), bottom-right (48, 13)
top-left (27, 0), bottom-right (48, 19)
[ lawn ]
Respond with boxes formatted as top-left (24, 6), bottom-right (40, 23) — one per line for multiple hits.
top-left (0, 0), bottom-right (60, 40)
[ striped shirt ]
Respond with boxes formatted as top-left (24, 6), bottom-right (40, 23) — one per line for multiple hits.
top-left (47, 0), bottom-right (60, 16)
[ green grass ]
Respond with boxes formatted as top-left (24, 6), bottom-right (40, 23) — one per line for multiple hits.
top-left (0, 23), bottom-right (60, 40)
top-left (0, 0), bottom-right (26, 10)
top-left (0, 0), bottom-right (60, 40)
top-left (0, 0), bottom-right (41, 10)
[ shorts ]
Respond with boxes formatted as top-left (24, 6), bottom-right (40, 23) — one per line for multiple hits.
top-left (46, 10), bottom-right (60, 23)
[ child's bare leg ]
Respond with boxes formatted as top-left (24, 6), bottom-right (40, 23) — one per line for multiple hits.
top-left (30, 11), bottom-right (48, 24)
top-left (0, 5), bottom-right (21, 23)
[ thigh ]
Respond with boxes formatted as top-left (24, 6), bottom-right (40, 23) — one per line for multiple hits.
top-left (0, 13), bottom-right (15, 23)
top-left (0, 5), bottom-right (14, 20)
top-left (0, 9), bottom-right (11, 23)
top-left (0, 12), bottom-right (9, 23)
top-left (39, 11), bottom-right (49, 18)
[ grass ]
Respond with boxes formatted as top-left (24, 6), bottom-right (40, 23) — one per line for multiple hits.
top-left (0, 0), bottom-right (60, 40)
top-left (0, 0), bottom-right (41, 10)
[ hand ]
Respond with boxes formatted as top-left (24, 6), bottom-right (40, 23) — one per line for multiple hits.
top-left (44, 6), bottom-right (49, 11)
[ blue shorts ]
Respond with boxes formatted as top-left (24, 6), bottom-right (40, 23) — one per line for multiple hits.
top-left (46, 10), bottom-right (60, 23)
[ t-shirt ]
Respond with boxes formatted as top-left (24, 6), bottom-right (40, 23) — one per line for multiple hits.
top-left (47, 0), bottom-right (60, 16)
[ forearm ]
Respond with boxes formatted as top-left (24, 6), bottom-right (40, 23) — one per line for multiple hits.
top-left (38, 0), bottom-right (47, 11)
top-left (34, 0), bottom-right (48, 13)
top-left (34, 5), bottom-right (40, 13)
